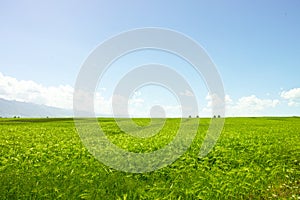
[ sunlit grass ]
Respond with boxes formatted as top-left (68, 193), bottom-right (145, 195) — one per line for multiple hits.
top-left (0, 117), bottom-right (299, 199)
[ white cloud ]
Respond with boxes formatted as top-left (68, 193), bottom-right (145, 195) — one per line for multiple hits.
top-left (94, 92), bottom-right (111, 114)
top-left (205, 93), bottom-right (232, 107)
top-left (128, 104), bottom-right (182, 118)
top-left (280, 88), bottom-right (300, 107)
top-left (0, 72), bottom-right (114, 115)
top-left (128, 91), bottom-right (144, 106)
top-left (0, 72), bottom-right (73, 109)
top-left (163, 105), bottom-right (182, 117)
top-left (202, 93), bottom-right (230, 116)
top-left (226, 95), bottom-right (279, 116)
top-left (0, 73), bottom-right (184, 117)
top-left (202, 94), bottom-right (280, 117)
top-left (180, 89), bottom-right (194, 97)
top-left (2, 72), bottom-right (295, 117)
top-left (128, 93), bottom-right (182, 118)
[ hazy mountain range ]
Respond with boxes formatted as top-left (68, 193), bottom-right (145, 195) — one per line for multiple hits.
top-left (0, 98), bottom-right (73, 117)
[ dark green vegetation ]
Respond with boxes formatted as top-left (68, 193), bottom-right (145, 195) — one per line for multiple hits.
top-left (0, 117), bottom-right (299, 199)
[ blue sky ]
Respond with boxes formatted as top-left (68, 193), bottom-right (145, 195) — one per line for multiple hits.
top-left (0, 0), bottom-right (299, 116)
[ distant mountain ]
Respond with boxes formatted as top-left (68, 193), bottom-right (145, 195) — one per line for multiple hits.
top-left (0, 98), bottom-right (73, 117)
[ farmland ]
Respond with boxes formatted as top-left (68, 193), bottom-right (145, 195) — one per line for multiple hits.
top-left (0, 117), bottom-right (299, 199)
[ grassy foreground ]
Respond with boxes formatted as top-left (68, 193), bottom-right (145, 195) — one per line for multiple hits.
top-left (0, 117), bottom-right (299, 199)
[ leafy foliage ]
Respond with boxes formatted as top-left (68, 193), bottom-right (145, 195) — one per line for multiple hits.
top-left (0, 117), bottom-right (299, 199)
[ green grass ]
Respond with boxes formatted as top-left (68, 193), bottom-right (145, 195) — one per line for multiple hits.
top-left (0, 117), bottom-right (299, 199)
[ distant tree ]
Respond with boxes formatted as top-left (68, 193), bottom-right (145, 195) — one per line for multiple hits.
top-left (196, 115), bottom-right (199, 118)
top-left (13, 116), bottom-right (17, 118)
top-left (189, 115), bottom-right (192, 118)
top-left (213, 115), bottom-right (216, 118)
top-left (218, 115), bottom-right (221, 118)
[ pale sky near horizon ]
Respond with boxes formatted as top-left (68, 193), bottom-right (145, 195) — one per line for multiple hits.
top-left (0, 0), bottom-right (299, 117)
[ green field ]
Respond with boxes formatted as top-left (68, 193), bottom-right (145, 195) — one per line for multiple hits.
top-left (0, 117), bottom-right (299, 199)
